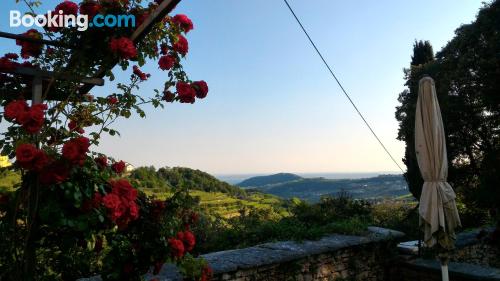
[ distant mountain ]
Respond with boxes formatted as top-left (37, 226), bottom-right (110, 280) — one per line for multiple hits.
top-left (238, 173), bottom-right (303, 188)
top-left (251, 174), bottom-right (409, 202)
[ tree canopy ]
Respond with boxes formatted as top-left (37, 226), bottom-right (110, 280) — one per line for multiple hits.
top-left (396, 1), bottom-right (500, 225)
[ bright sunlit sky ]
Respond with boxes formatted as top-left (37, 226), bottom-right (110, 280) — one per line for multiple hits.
top-left (0, 1), bottom-right (484, 175)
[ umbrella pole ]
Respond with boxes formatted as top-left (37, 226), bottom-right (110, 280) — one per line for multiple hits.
top-left (439, 253), bottom-right (450, 281)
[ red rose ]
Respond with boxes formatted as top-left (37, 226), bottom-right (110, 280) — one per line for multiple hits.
top-left (81, 192), bottom-right (102, 212)
top-left (4, 100), bottom-right (28, 121)
top-left (182, 230), bottom-right (196, 251)
top-left (17, 104), bottom-right (47, 134)
top-left (62, 142), bottom-right (80, 161)
top-left (103, 179), bottom-right (139, 227)
top-left (111, 160), bottom-right (126, 174)
top-left (158, 55), bottom-right (175, 70)
top-left (32, 150), bottom-right (49, 172)
top-left (160, 43), bottom-right (168, 55)
top-left (16, 29), bottom-right (42, 59)
top-left (68, 120), bottom-right (85, 134)
top-left (62, 142), bottom-right (79, 162)
top-left (15, 144), bottom-right (38, 169)
top-left (132, 65), bottom-right (149, 81)
top-left (102, 193), bottom-right (124, 221)
top-left (128, 202), bottom-right (139, 220)
top-left (172, 35), bottom-right (188, 55)
top-left (168, 238), bottom-right (185, 258)
top-left (110, 179), bottom-right (137, 202)
top-left (190, 211), bottom-right (200, 224)
top-left (172, 14), bottom-right (194, 33)
top-left (15, 144), bottom-right (48, 171)
top-left (68, 120), bottom-right (77, 130)
top-left (162, 90), bottom-right (175, 102)
top-left (176, 231), bottom-right (185, 241)
top-left (115, 201), bottom-right (140, 229)
top-left (39, 161), bottom-right (70, 185)
top-left (151, 200), bottom-right (166, 219)
top-left (107, 96), bottom-right (118, 105)
top-left (201, 266), bottom-right (213, 281)
top-left (0, 56), bottom-right (20, 72)
top-left (176, 81), bottom-right (196, 104)
top-left (192, 80), bottom-right (209, 99)
top-left (79, 1), bottom-right (101, 19)
top-left (62, 137), bottom-right (90, 166)
top-left (92, 192), bottom-right (103, 207)
top-left (55, 1), bottom-right (79, 15)
top-left (109, 37), bottom-right (137, 60)
top-left (95, 156), bottom-right (108, 168)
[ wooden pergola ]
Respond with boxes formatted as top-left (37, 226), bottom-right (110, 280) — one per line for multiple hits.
top-left (0, 0), bottom-right (180, 104)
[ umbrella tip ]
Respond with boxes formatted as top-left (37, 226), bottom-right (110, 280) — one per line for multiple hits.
top-left (419, 74), bottom-right (434, 84)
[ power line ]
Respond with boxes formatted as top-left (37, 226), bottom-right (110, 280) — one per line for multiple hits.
top-left (282, 0), bottom-right (405, 174)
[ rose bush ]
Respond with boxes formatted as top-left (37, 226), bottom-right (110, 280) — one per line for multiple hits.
top-left (0, 0), bottom-right (210, 280)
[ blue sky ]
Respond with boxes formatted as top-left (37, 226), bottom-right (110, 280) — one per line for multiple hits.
top-left (0, 0), bottom-right (484, 174)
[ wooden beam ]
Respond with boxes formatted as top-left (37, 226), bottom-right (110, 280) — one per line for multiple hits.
top-left (130, 0), bottom-right (181, 43)
top-left (1, 67), bottom-right (104, 86)
top-left (0, 31), bottom-right (76, 49)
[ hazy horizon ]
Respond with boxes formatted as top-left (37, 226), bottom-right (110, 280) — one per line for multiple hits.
top-left (215, 171), bottom-right (403, 185)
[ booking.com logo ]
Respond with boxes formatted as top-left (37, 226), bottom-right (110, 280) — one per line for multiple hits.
top-left (10, 10), bottom-right (136, 31)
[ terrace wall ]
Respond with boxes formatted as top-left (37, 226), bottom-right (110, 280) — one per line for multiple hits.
top-left (147, 227), bottom-right (405, 281)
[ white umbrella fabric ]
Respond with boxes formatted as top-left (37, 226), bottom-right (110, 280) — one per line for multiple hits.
top-left (415, 76), bottom-right (461, 281)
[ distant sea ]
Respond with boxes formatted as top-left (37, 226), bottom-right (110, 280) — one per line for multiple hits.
top-left (215, 172), bottom-right (402, 185)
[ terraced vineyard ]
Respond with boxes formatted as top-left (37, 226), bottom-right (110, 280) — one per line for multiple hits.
top-left (141, 188), bottom-right (288, 218)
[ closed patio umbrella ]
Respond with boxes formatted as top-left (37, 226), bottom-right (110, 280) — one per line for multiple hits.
top-left (415, 76), bottom-right (461, 281)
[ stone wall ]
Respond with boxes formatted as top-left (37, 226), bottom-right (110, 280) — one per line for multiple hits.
top-left (195, 227), bottom-right (403, 281)
top-left (80, 227), bottom-right (404, 281)
top-left (452, 227), bottom-right (500, 268)
top-left (204, 227), bottom-right (404, 281)
top-left (80, 227), bottom-right (500, 281)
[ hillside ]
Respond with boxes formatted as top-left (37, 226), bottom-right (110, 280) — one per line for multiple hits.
top-left (238, 173), bottom-right (302, 188)
top-left (249, 174), bottom-right (409, 202)
top-left (142, 187), bottom-right (287, 218)
top-left (130, 166), bottom-right (287, 217)
top-left (130, 166), bottom-right (246, 197)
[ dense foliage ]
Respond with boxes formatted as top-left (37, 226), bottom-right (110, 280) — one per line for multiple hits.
top-left (131, 166), bottom-right (247, 197)
top-left (395, 1), bottom-right (500, 227)
top-left (0, 1), bottom-right (211, 280)
top-left (196, 193), bottom-right (373, 253)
